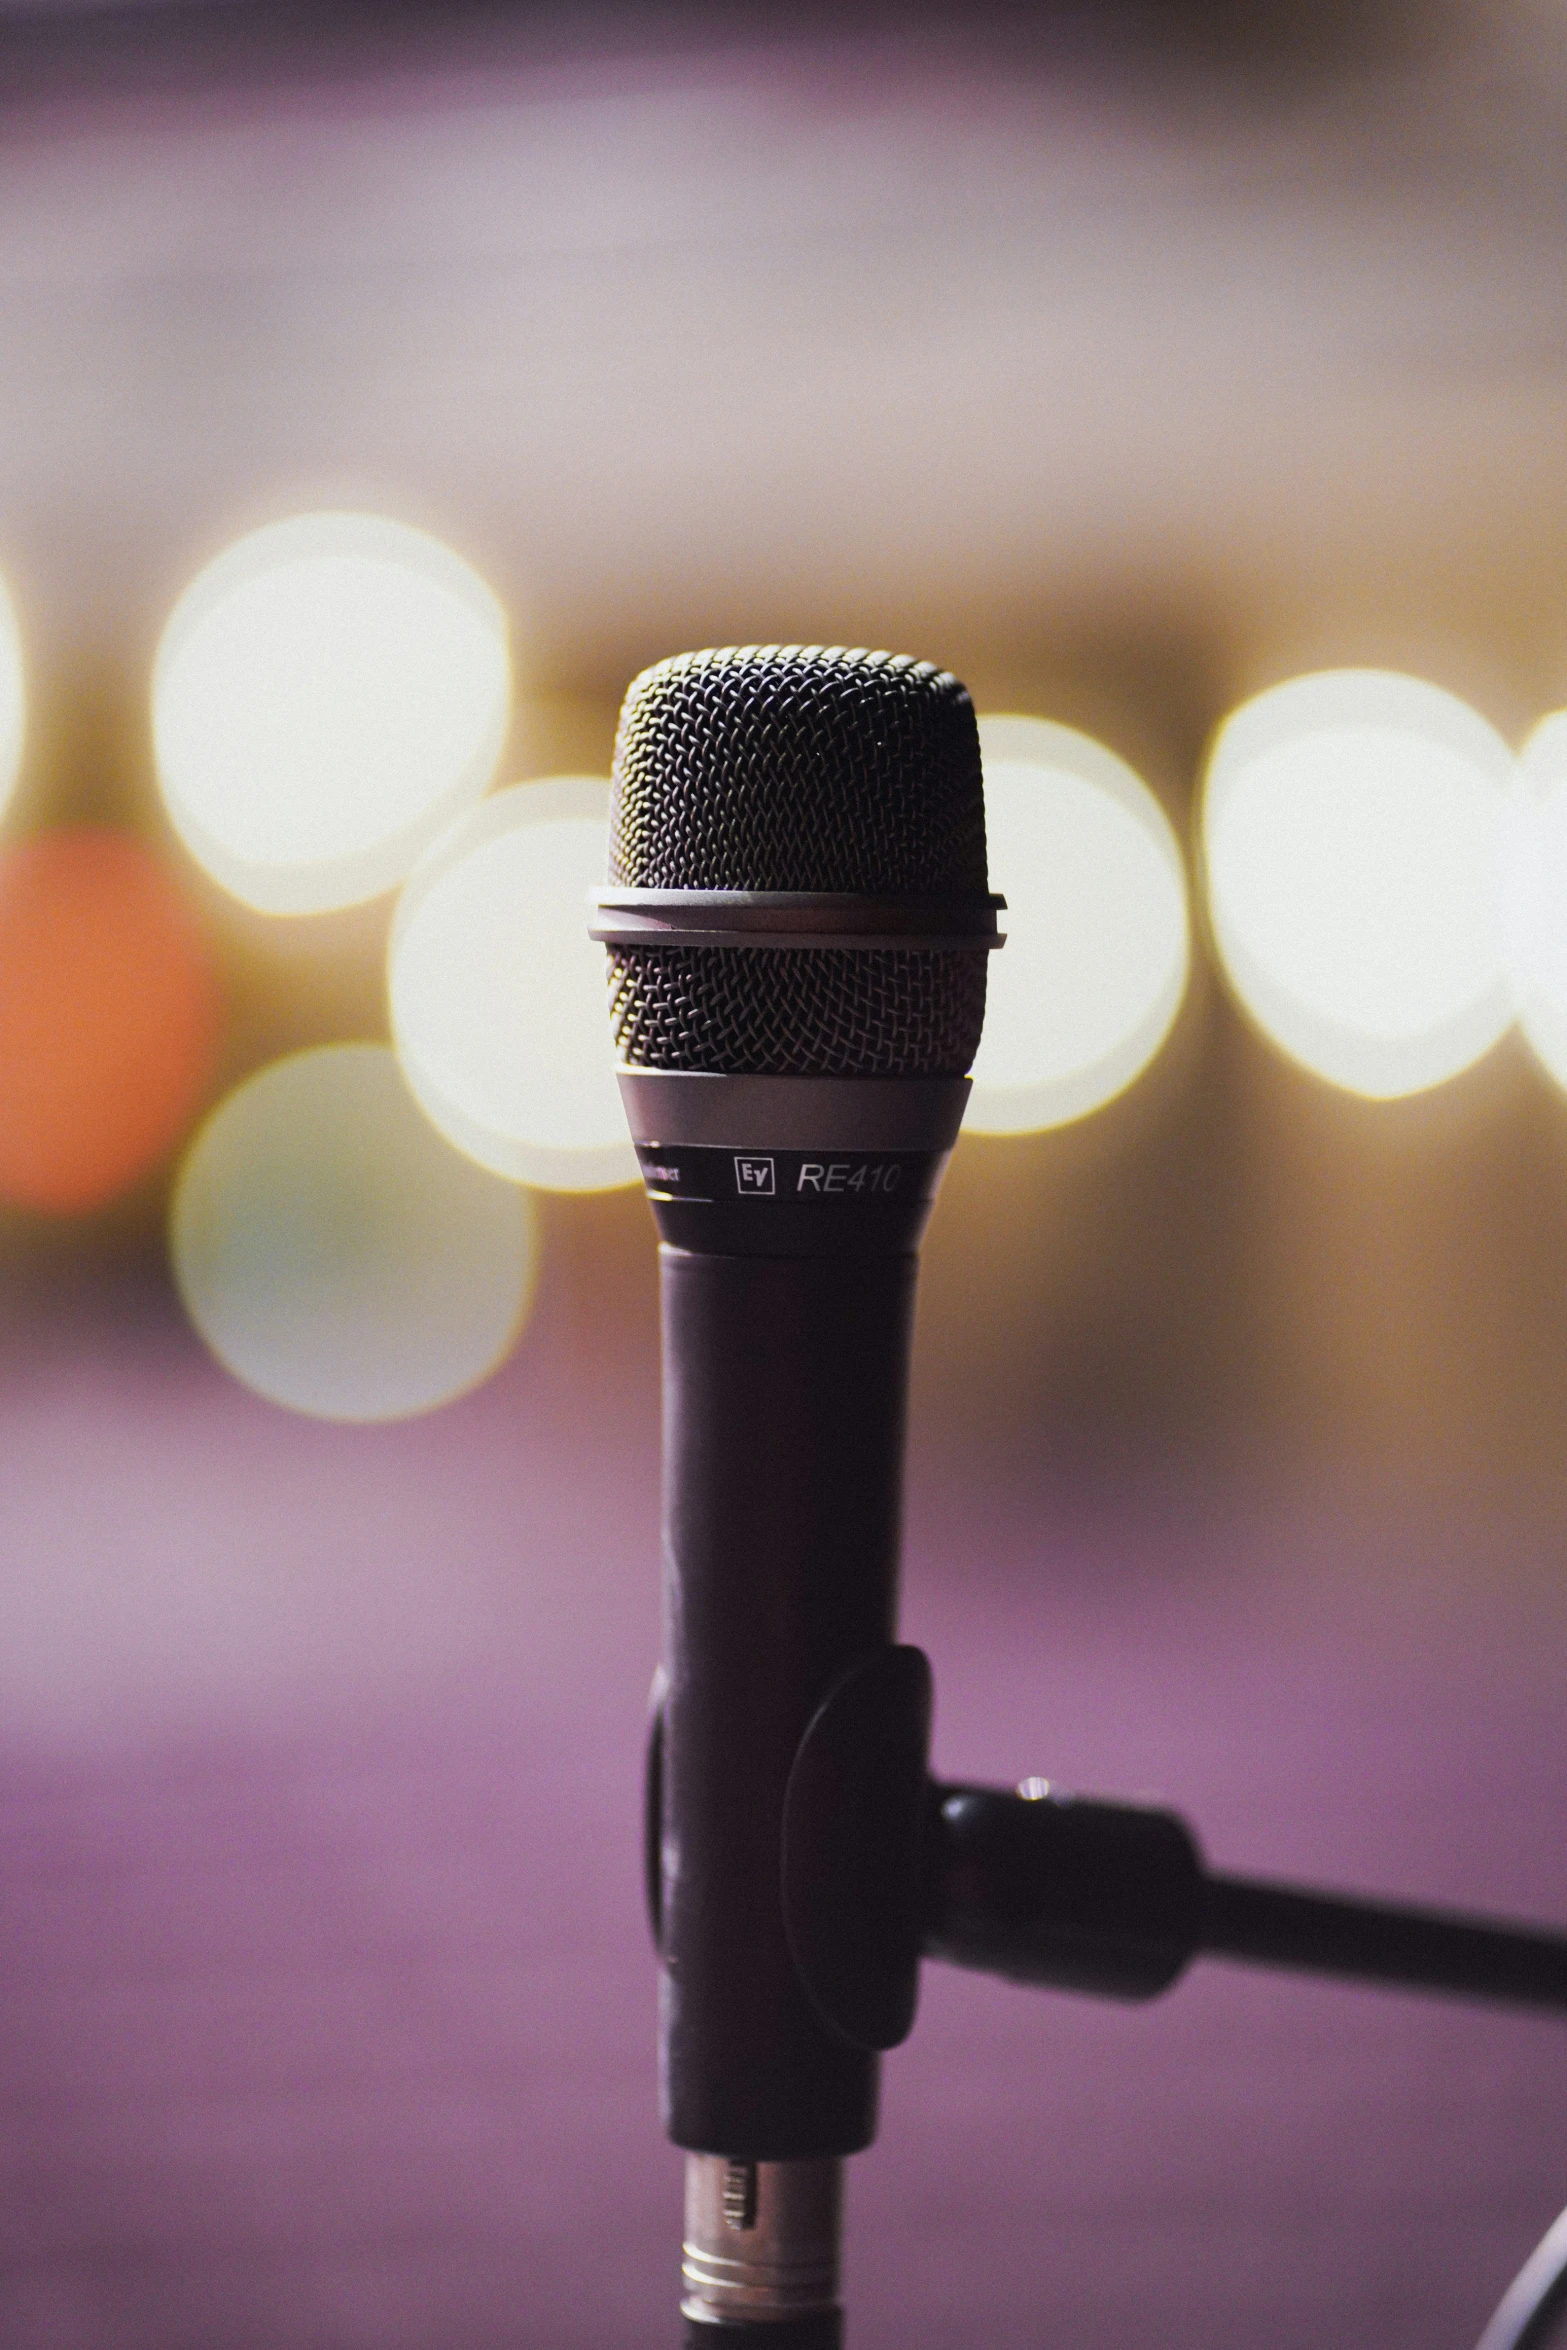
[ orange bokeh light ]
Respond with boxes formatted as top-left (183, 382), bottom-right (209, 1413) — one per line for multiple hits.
top-left (0, 829), bottom-right (223, 1214)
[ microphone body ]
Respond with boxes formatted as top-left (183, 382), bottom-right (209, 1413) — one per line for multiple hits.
top-left (625, 1072), bottom-right (966, 2159)
top-left (593, 647), bottom-right (996, 2340)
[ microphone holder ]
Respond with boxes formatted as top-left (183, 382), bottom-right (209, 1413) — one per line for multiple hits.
top-left (646, 1643), bottom-right (1567, 2054)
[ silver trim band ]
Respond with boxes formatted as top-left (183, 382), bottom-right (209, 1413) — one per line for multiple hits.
top-left (616, 1071), bottom-right (971, 1153)
top-left (589, 888), bottom-right (1005, 953)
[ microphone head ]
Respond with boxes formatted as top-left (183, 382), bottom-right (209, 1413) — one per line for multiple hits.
top-left (606, 645), bottom-right (990, 1078)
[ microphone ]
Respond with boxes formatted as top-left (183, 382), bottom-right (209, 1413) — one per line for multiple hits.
top-left (590, 645), bottom-right (1000, 2347)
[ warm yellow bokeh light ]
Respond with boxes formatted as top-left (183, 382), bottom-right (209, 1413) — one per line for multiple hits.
top-left (153, 513), bottom-right (510, 915)
top-left (389, 778), bottom-right (637, 1193)
top-left (967, 716), bottom-right (1188, 1133)
top-left (171, 1044), bottom-right (535, 1421)
top-left (0, 574), bottom-right (23, 826)
top-left (1504, 712), bottom-right (1567, 1093)
top-left (1203, 671), bottom-right (1513, 1099)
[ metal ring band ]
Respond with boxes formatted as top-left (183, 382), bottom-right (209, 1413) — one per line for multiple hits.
top-left (588, 888), bottom-right (1005, 952)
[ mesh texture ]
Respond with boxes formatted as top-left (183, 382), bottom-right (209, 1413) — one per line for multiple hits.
top-left (610, 645), bottom-right (986, 894)
top-left (607, 646), bottom-right (989, 1077)
top-left (607, 945), bottom-right (989, 1079)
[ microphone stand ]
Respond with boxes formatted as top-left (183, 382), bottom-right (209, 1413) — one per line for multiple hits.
top-left (924, 1777), bottom-right (1567, 2017)
top-left (651, 1643), bottom-right (1567, 2340)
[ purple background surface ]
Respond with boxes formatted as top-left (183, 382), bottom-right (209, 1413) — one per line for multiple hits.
top-left (2, 1246), bottom-right (1565, 2350)
top-left (1, 6), bottom-right (1566, 2344)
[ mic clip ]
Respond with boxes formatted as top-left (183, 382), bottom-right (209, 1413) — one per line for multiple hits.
top-left (774, 1647), bottom-right (1200, 2048)
top-left (645, 1646), bottom-right (1567, 2048)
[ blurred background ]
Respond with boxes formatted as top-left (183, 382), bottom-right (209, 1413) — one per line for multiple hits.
top-left (6, 1), bottom-right (1567, 2343)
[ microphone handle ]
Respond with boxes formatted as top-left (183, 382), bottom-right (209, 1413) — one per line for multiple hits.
top-left (659, 1242), bottom-right (915, 2157)
top-left (623, 1066), bottom-right (970, 2337)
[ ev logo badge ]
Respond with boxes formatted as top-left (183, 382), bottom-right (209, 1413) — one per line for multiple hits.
top-left (733, 1156), bottom-right (776, 1196)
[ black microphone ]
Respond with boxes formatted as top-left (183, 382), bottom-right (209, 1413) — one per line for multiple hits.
top-left (590, 645), bottom-right (999, 2346)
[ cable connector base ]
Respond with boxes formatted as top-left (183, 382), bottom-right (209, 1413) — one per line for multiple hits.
top-left (681, 2155), bottom-right (842, 2331)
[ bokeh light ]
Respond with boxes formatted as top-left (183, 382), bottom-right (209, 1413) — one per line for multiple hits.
top-left (967, 715), bottom-right (1188, 1133)
top-left (389, 777), bottom-right (637, 1193)
top-left (152, 513), bottom-right (510, 915)
top-left (0, 829), bottom-right (221, 1213)
top-left (1202, 671), bottom-right (1513, 1099)
top-left (1504, 713), bottom-right (1567, 1093)
top-left (0, 572), bottom-right (23, 826)
top-left (171, 1044), bottom-right (535, 1421)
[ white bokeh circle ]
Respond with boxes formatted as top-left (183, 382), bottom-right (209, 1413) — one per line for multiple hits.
top-left (0, 574), bottom-right (23, 827)
top-left (171, 1043), bottom-right (535, 1421)
top-left (1505, 712), bottom-right (1567, 1091)
top-left (1202, 671), bottom-right (1513, 1098)
top-left (390, 777), bottom-right (636, 1193)
top-left (153, 513), bottom-right (510, 915)
top-left (968, 715), bottom-right (1188, 1133)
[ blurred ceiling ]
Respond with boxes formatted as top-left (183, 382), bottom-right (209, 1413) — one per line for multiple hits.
top-left (0, 0), bottom-right (1561, 718)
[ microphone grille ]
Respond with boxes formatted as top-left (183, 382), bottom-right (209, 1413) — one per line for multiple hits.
top-left (606, 646), bottom-right (990, 1079)
top-left (607, 945), bottom-right (990, 1080)
top-left (610, 645), bottom-right (987, 895)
